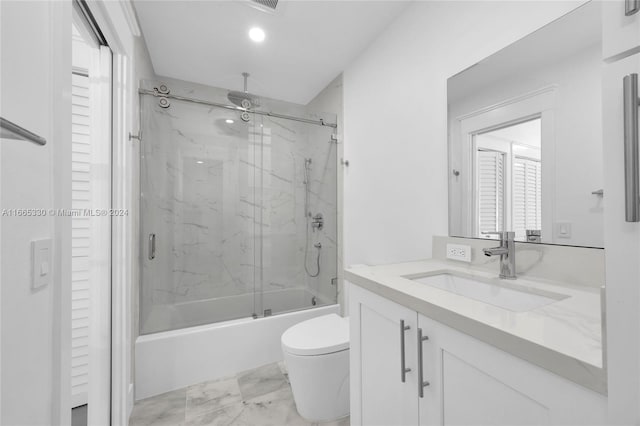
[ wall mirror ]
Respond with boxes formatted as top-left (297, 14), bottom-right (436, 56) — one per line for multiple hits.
top-left (447, 1), bottom-right (603, 248)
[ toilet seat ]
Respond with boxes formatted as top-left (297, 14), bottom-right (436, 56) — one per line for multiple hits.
top-left (281, 313), bottom-right (349, 356)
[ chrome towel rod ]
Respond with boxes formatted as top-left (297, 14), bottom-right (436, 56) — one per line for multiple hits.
top-left (0, 117), bottom-right (46, 146)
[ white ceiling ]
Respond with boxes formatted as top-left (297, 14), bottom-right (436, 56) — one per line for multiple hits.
top-left (133, 0), bottom-right (411, 105)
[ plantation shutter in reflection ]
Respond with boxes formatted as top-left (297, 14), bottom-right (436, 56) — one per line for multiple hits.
top-left (477, 150), bottom-right (504, 235)
top-left (71, 72), bottom-right (91, 407)
top-left (513, 157), bottom-right (541, 240)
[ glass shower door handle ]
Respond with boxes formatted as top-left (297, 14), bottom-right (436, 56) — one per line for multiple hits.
top-left (148, 233), bottom-right (156, 260)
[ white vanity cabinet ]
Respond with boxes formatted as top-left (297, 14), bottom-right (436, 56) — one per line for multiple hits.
top-left (418, 314), bottom-right (607, 426)
top-left (603, 0), bottom-right (640, 61)
top-left (349, 284), bottom-right (419, 426)
top-left (350, 284), bottom-right (607, 426)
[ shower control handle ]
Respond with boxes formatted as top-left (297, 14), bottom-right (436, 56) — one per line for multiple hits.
top-left (400, 320), bottom-right (411, 383)
top-left (148, 233), bottom-right (156, 260)
top-left (311, 213), bottom-right (324, 231)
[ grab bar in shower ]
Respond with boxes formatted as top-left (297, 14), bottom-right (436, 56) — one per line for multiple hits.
top-left (0, 117), bottom-right (47, 146)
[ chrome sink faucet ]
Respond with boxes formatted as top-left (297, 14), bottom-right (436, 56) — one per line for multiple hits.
top-left (482, 231), bottom-right (516, 280)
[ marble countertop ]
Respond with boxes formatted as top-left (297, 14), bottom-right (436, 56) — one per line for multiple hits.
top-left (345, 259), bottom-right (606, 394)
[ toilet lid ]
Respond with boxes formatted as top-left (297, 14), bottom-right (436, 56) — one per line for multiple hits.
top-left (281, 313), bottom-right (349, 356)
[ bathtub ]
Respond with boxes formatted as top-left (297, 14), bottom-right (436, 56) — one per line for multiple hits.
top-left (140, 287), bottom-right (329, 335)
top-left (135, 290), bottom-right (339, 400)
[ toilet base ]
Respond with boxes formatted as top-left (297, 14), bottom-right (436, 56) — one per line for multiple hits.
top-left (283, 348), bottom-right (350, 422)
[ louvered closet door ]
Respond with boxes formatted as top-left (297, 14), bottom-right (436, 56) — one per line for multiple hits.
top-left (477, 150), bottom-right (505, 235)
top-left (71, 72), bottom-right (91, 408)
top-left (513, 157), bottom-right (541, 240)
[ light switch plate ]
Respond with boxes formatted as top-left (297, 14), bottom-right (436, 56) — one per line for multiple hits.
top-left (31, 239), bottom-right (52, 290)
top-left (555, 222), bottom-right (572, 239)
top-left (446, 243), bottom-right (471, 262)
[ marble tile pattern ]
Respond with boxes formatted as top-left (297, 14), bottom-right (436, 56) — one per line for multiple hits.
top-left (140, 77), bottom-right (338, 333)
top-left (129, 363), bottom-right (350, 426)
top-left (345, 258), bottom-right (606, 394)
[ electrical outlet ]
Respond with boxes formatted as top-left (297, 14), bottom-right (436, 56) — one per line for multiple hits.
top-left (446, 243), bottom-right (471, 262)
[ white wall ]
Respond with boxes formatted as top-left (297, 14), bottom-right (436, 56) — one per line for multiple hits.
top-left (343, 0), bottom-right (588, 267)
top-left (0, 1), bottom-right (71, 425)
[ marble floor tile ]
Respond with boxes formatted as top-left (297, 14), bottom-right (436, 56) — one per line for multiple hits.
top-left (185, 403), bottom-right (244, 426)
top-left (186, 376), bottom-right (243, 420)
top-left (237, 363), bottom-right (288, 401)
top-left (129, 388), bottom-right (187, 426)
top-left (278, 361), bottom-right (290, 384)
top-left (227, 386), bottom-right (311, 426)
top-left (131, 363), bottom-right (351, 426)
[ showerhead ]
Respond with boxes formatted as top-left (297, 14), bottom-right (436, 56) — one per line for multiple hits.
top-left (227, 72), bottom-right (260, 108)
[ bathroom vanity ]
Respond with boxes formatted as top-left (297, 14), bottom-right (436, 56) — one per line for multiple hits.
top-left (346, 245), bottom-right (607, 426)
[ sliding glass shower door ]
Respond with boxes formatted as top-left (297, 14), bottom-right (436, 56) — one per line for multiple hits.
top-left (139, 83), bottom-right (338, 335)
top-left (140, 95), bottom-right (262, 334)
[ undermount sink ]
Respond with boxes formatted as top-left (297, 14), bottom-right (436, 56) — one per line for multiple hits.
top-left (410, 273), bottom-right (568, 312)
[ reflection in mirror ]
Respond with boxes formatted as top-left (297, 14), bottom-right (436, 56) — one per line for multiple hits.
top-left (448, 1), bottom-right (603, 248)
top-left (476, 118), bottom-right (542, 242)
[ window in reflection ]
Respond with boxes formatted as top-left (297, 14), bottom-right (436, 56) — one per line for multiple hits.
top-left (475, 118), bottom-right (541, 240)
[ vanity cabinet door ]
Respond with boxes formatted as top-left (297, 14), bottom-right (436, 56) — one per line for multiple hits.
top-left (417, 314), bottom-right (607, 426)
top-left (603, 0), bottom-right (640, 60)
top-left (349, 284), bottom-right (419, 426)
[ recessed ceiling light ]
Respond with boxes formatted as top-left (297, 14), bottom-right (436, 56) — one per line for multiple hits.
top-left (249, 27), bottom-right (266, 43)
top-left (226, 119), bottom-right (235, 124)
top-left (196, 161), bottom-right (204, 164)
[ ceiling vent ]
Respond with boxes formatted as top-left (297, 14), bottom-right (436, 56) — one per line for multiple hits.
top-left (248, 0), bottom-right (279, 14)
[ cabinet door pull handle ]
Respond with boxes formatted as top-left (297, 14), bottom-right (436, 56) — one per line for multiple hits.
top-left (626, 0), bottom-right (640, 16)
top-left (624, 74), bottom-right (640, 222)
top-left (400, 320), bottom-right (411, 383)
top-left (417, 328), bottom-right (430, 398)
top-left (148, 233), bottom-right (156, 260)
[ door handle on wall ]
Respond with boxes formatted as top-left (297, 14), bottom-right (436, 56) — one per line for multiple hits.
top-left (400, 320), bottom-right (411, 383)
top-left (417, 328), bottom-right (430, 398)
top-left (624, 74), bottom-right (640, 222)
top-left (626, 0), bottom-right (640, 16)
top-left (148, 233), bottom-right (156, 260)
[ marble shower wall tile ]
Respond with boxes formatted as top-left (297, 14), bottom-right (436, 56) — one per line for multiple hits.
top-left (140, 77), bottom-right (339, 332)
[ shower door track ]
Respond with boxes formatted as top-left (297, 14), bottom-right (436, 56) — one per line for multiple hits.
top-left (138, 88), bottom-right (338, 128)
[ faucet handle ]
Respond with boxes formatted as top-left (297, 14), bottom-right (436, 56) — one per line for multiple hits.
top-left (481, 231), bottom-right (515, 240)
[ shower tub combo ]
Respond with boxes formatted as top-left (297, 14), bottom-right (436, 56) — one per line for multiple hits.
top-left (135, 77), bottom-right (339, 399)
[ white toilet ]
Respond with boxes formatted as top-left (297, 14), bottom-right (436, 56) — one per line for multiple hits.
top-left (281, 313), bottom-right (350, 422)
